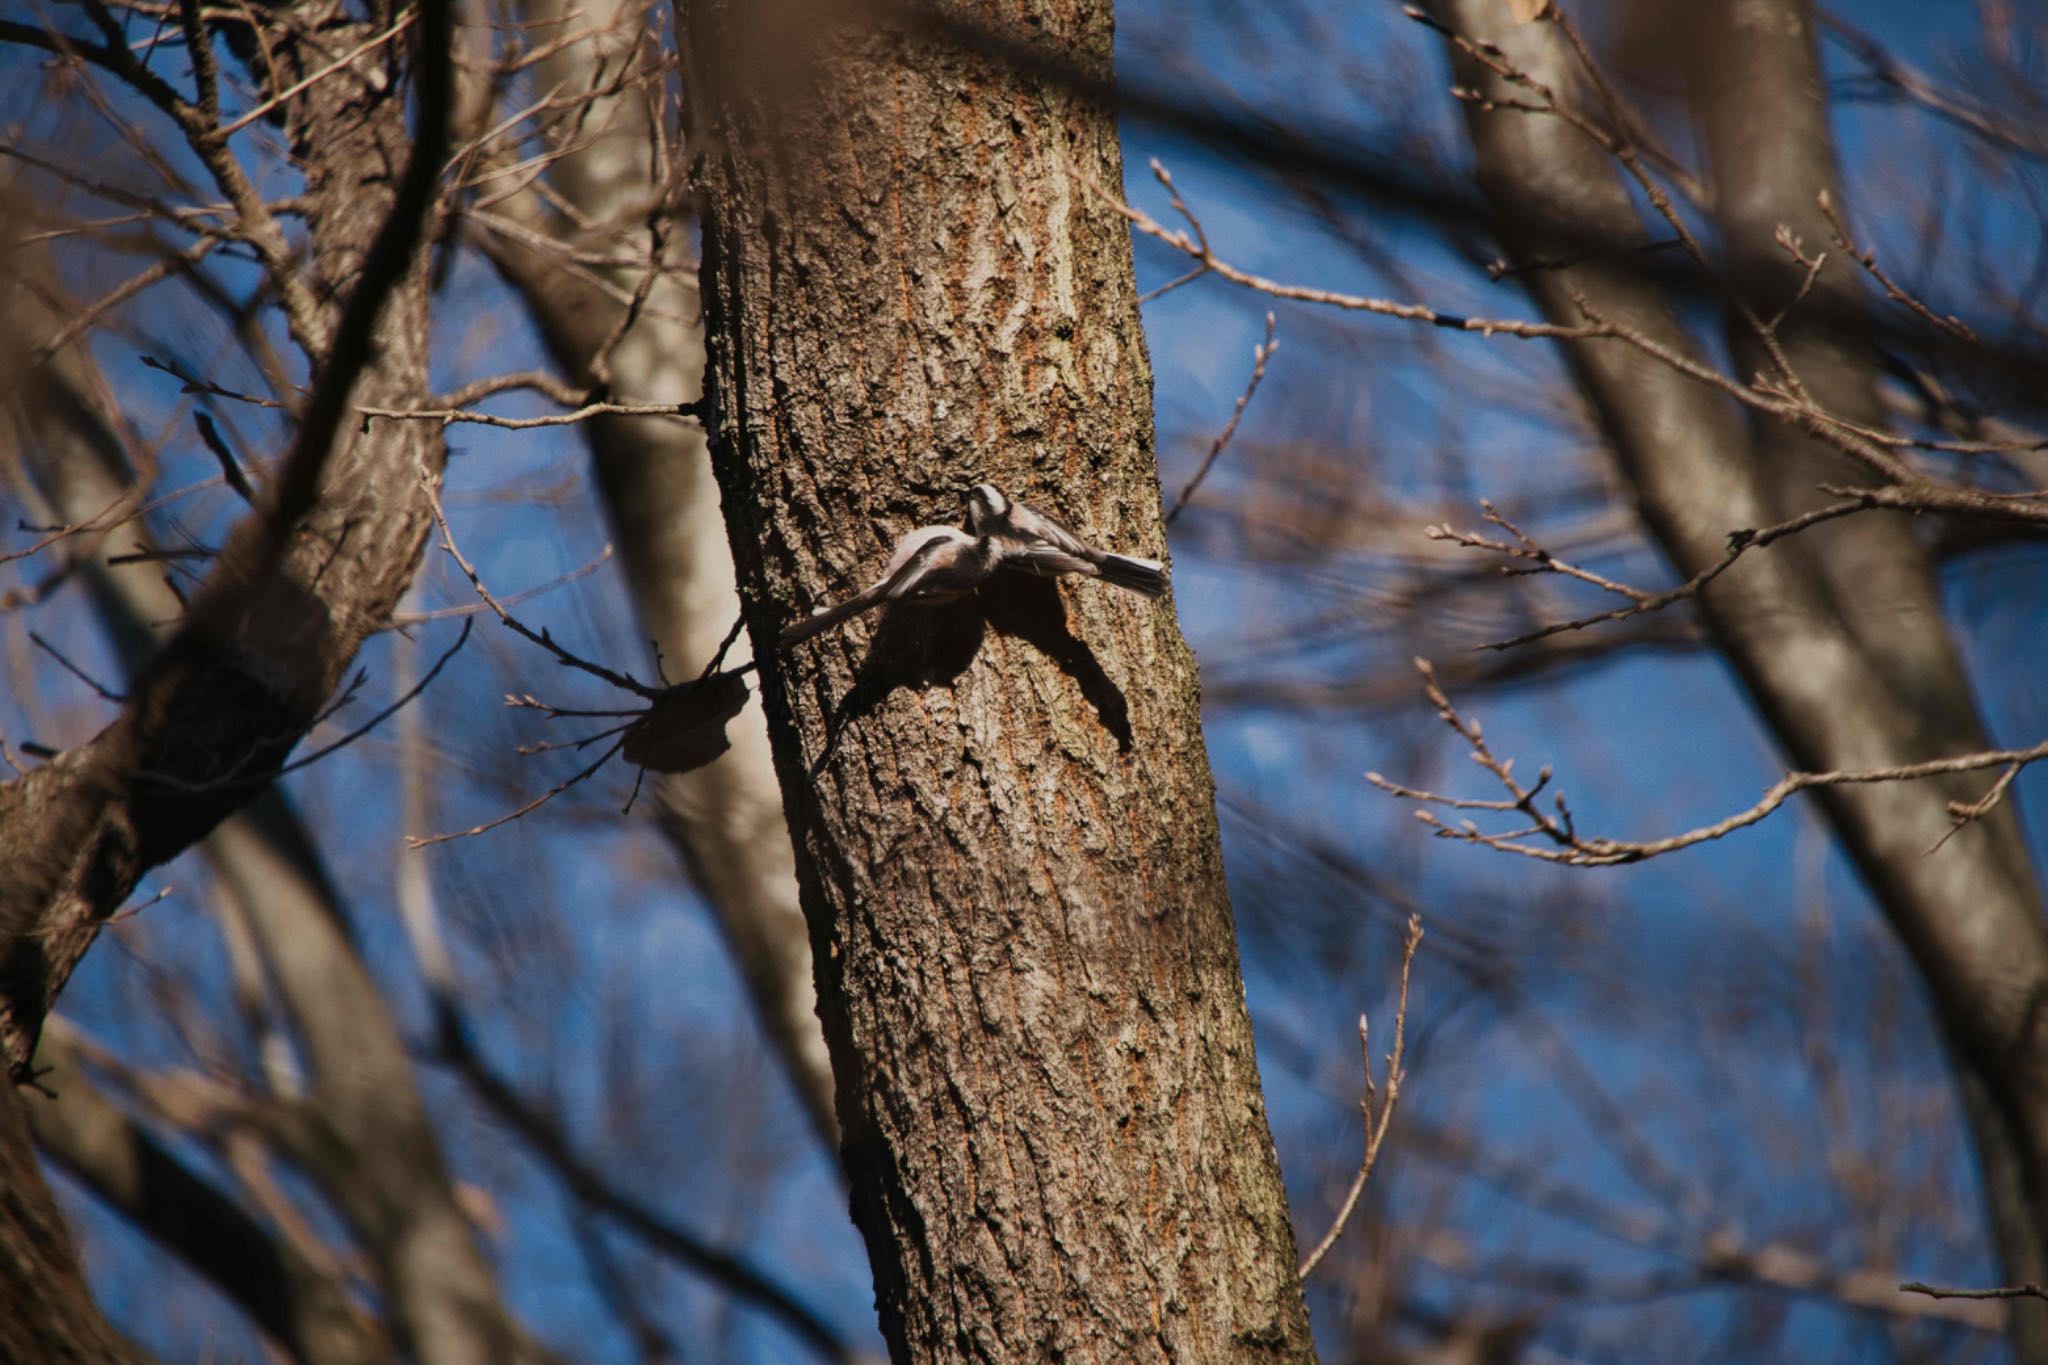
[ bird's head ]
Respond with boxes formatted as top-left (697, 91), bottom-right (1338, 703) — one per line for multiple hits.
top-left (965, 483), bottom-right (1008, 532)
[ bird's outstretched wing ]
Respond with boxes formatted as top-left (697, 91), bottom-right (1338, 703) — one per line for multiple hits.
top-left (1014, 501), bottom-right (1100, 560)
top-left (1000, 542), bottom-right (1097, 578)
top-left (779, 530), bottom-right (978, 647)
top-left (778, 585), bottom-right (891, 648)
top-left (1010, 502), bottom-right (1167, 597)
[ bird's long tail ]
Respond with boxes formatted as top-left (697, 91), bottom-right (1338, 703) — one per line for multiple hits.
top-left (1093, 552), bottom-right (1168, 598)
top-left (778, 589), bottom-right (886, 648)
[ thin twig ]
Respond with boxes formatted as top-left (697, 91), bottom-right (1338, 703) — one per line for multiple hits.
top-left (1901, 1281), bottom-right (2048, 1304)
top-left (31, 234), bottom-right (223, 366)
top-left (273, 620), bottom-right (473, 778)
top-left (420, 471), bottom-right (657, 698)
top-left (29, 631), bottom-right (124, 701)
top-left (1166, 312), bottom-right (1277, 525)
top-left (1427, 499), bottom-right (1652, 603)
top-left (1298, 914), bottom-right (1423, 1279)
top-left (1370, 660), bottom-right (2048, 866)
top-left (1438, 497), bottom-right (1880, 651)
top-left (1816, 190), bottom-right (1976, 343)
top-left (140, 354), bottom-right (292, 413)
top-left (405, 737), bottom-right (627, 848)
top-left (360, 398), bottom-right (702, 431)
top-left (2, 490), bottom-right (134, 568)
top-left (438, 369), bottom-right (593, 409)
top-left (106, 885), bottom-right (175, 926)
top-left (194, 412), bottom-right (256, 504)
top-left (393, 546), bottom-right (612, 624)
top-left (1925, 763), bottom-right (2021, 855)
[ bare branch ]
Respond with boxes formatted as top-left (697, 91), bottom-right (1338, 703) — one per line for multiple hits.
top-left (272, 620), bottom-right (473, 779)
top-left (1815, 190), bottom-right (1977, 343)
top-left (1298, 914), bottom-right (1423, 1279)
top-left (394, 546), bottom-right (613, 624)
top-left (362, 398), bottom-right (702, 431)
top-left (1166, 311), bottom-right (1277, 525)
top-left (1926, 763), bottom-right (2022, 856)
top-left (420, 471), bottom-right (658, 698)
top-left (1901, 1281), bottom-right (2048, 1304)
top-left (1432, 495), bottom-right (1880, 651)
top-left (1371, 660), bottom-right (2048, 866)
top-left (1113, 164), bottom-right (2048, 490)
top-left (404, 736), bottom-right (627, 849)
top-left (27, 632), bottom-right (124, 702)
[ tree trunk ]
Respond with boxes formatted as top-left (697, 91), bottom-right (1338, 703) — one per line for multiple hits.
top-left (1427, 2), bottom-right (2048, 1354)
top-left (10, 242), bottom-right (541, 1365)
top-left (677, 0), bottom-right (1316, 1358)
top-left (484, 0), bottom-right (838, 1145)
top-left (0, 8), bottom-right (464, 1351)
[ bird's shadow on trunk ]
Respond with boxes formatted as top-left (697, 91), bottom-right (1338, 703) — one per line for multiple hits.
top-left (982, 576), bottom-right (1132, 753)
top-left (808, 598), bottom-right (986, 777)
top-left (810, 577), bottom-right (1131, 776)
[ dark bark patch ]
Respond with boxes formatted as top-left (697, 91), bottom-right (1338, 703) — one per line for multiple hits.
top-left (983, 576), bottom-right (1132, 753)
top-left (809, 599), bottom-right (987, 776)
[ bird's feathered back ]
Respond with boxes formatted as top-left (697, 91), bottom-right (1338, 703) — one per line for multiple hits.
top-left (968, 484), bottom-right (1168, 598)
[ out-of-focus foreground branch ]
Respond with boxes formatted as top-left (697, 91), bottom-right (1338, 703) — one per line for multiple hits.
top-left (477, 0), bottom-right (837, 1146)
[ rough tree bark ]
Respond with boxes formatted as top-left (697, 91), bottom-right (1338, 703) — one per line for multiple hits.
top-left (678, 0), bottom-right (1316, 1358)
top-left (1428, 1), bottom-right (2048, 1353)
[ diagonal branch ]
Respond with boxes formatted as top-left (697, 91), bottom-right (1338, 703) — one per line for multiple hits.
top-left (430, 1006), bottom-right (853, 1362)
top-left (1298, 914), bottom-right (1423, 1279)
top-left (1165, 309), bottom-right (1277, 525)
top-left (1371, 660), bottom-right (2048, 867)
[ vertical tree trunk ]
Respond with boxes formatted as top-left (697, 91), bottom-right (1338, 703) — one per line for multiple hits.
top-left (483, 0), bottom-right (838, 1145)
top-left (1686, 3), bottom-right (2048, 1345)
top-left (1427, 2), bottom-right (2048, 1354)
top-left (677, 1), bottom-right (1316, 1358)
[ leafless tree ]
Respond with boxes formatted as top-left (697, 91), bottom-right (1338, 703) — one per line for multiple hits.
top-left (676, 0), bottom-right (1317, 1354)
top-left (4, 0), bottom-right (2047, 1361)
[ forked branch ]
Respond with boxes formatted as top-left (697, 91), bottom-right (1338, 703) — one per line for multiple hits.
top-left (1298, 914), bottom-right (1424, 1278)
top-left (1371, 660), bottom-right (2048, 866)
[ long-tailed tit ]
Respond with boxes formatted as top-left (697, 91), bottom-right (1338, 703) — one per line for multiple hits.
top-left (778, 525), bottom-right (1002, 648)
top-left (966, 484), bottom-right (1168, 598)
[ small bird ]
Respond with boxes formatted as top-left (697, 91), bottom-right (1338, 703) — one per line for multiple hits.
top-left (966, 483), bottom-right (1167, 598)
top-left (778, 524), bottom-right (1002, 648)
